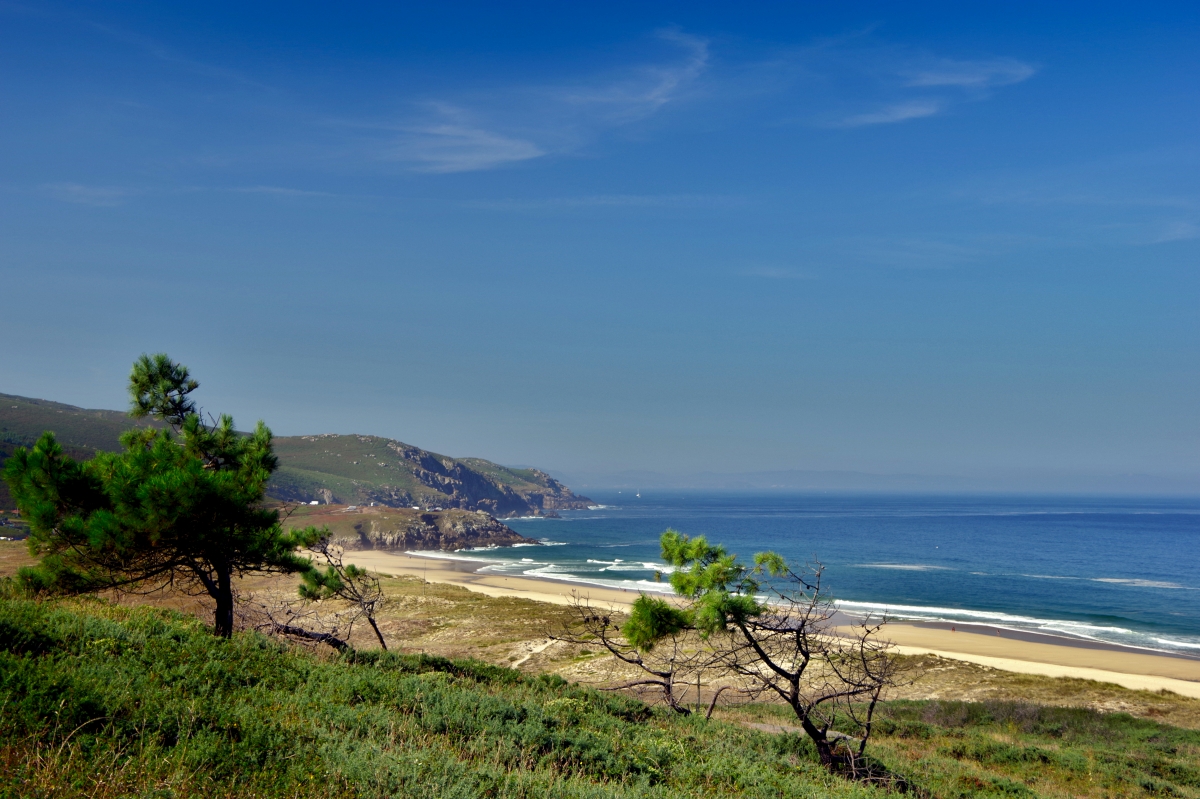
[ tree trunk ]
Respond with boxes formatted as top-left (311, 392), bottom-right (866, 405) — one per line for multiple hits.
top-left (272, 623), bottom-right (349, 651)
top-left (214, 566), bottom-right (234, 638)
top-left (800, 715), bottom-right (838, 769)
top-left (366, 615), bottom-right (387, 650)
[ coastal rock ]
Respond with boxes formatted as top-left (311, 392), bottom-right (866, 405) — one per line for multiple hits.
top-left (268, 433), bottom-right (593, 518)
top-left (299, 505), bottom-right (538, 552)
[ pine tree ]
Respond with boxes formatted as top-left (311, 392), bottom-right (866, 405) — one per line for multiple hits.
top-left (3, 354), bottom-right (313, 637)
top-left (655, 529), bottom-right (898, 774)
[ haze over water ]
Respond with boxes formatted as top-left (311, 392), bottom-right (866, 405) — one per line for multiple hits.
top-left (432, 493), bottom-right (1200, 655)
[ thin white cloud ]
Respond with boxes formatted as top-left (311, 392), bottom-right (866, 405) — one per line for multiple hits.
top-left (739, 266), bottom-right (815, 280)
top-left (388, 113), bottom-right (546, 173)
top-left (835, 100), bottom-right (943, 128)
top-left (904, 58), bottom-right (1036, 89)
top-left (89, 21), bottom-right (272, 89)
top-left (826, 236), bottom-right (985, 269)
top-left (561, 29), bottom-right (709, 122)
top-left (385, 30), bottom-right (709, 173)
top-left (794, 47), bottom-right (1036, 128)
top-left (228, 185), bottom-right (334, 197)
top-left (466, 193), bottom-right (740, 211)
top-left (41, 183), bottom-right (130, 206)
top-left (1154, 220), bottom-right (1200, 243)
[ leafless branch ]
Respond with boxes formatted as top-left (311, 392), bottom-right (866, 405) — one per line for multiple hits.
top-left (706, 560), bottom-right (899, 775)
top-left (551, 591), bottom-right (721, 715)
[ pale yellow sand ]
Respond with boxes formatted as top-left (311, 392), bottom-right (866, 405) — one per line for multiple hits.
top-left (345, 549), bottom-right (1200, 699)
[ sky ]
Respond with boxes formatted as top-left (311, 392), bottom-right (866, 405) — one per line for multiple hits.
top-left (1, 2), bottom-right (1198, 491)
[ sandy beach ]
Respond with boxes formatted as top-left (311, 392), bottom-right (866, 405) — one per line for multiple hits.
top-left (344, 549), bottom-right (1200, 699)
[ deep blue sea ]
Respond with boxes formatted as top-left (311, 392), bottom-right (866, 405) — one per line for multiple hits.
top-left (420, 492), bottom-right (1200, 655)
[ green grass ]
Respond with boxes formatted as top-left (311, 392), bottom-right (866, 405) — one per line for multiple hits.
top-left (0, 394), bottom-right (161, 509)
top-left (722, 699), bottom-right (1200, 797)
top-left (268, 463), bottom-right (388, 507)
top-left (3, 598), bottom-right (1198, 798)
top-left (0, 598), bottom-right (880, 798)
top-left (457, 459), bottom-right (562, 494)
top-left (0, 393), bottom-right (158, 453)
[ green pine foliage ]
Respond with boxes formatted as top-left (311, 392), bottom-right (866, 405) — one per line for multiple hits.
top-left (2, 355), bottom-right (315, 637)
top-left (619, 595), bottom-right (690, 653)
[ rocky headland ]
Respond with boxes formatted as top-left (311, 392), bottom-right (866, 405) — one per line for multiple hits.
top-left (287, 504), bottom-right (537, 552)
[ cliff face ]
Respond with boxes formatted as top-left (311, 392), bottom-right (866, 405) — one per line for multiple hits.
top-left (0, 393), bottom-right (594, 518)
top-left (270, 434), bottom-right (593, 517)
top-left (348, 510), bottom-right (535, 551)
top-left (290, 505), bottom-right (537, 552)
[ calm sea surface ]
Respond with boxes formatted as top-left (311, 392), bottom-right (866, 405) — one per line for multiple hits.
top-left (423, 492), bottom-right (1200, 655)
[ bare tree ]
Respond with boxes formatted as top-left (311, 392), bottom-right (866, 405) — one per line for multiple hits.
top-left (658, 530), bottom-right (900, 776)
top-left (231, 534), bottom-right (389, 653)
top-left (553, 592), bottom-right (719, 715)
top-left (711, 562), bottom-right (897, 773)
top-left (299, 535), bottom-right (388, 650)
top-left (236, 589), bottom-right (352, 652)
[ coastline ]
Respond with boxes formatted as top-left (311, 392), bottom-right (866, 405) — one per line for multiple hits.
top-left (347, 548), bottom-right (1200, 699)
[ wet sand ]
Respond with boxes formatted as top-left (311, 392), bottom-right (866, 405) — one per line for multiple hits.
top-left (344, 549), bottom-right (1200, 699)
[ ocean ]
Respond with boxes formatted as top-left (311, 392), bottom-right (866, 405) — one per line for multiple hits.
top-left (417, 492), bottom-right (1200, 656)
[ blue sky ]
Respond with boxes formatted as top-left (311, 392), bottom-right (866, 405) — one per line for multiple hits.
top-left (2, 2), bottom-right (1198, 490)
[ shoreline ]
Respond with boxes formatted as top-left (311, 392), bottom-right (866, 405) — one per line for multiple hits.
top-left (346, 548), bottom-right (1200, 698)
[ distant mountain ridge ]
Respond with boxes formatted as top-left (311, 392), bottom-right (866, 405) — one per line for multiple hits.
top-left (0, 393), bottom-right (592, 516)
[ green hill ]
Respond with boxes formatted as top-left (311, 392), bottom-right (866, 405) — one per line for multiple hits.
top-left (269, 434), bottom-right (591, 516)
top-left (0, 393), bottom-right (591, 516)
top-left (0, 393), bottom-right (162, 509)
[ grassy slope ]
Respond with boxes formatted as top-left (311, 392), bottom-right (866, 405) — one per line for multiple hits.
top-left (0, 392), bottom-right (159, 452)
top-left (0, 393), bottom-right (160, 508)
top-left (3, 599), bottom-right (1199, 798)
top-left (271, 434), bottom-right (431, 498)
top-left (1, 598), bottom-right (884, 799)
top-left (458, 459), bottom-right (561, 495)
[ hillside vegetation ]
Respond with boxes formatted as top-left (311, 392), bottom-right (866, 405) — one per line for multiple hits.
top-left (270, 434), bottom-right (591, 516)
top-left (3, 597), bottom-right (1199, 798)
top-left (0, 393), bottom-right (161, 508)
top-left (0, 394), bottom-right (591, 516)
top-left (283, 503), bottom-right (537, 550)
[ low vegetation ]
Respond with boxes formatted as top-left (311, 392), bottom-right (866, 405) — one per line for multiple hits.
top-left (2, 597), bottom-right (1199, 798)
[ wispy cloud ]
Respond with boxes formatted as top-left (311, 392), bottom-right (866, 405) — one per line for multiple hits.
top-left (561, 29), bottom-right (709, 122)
top-left (826, 236), bottom-right (986, 269)
top-left (88, 21), bottom-right (272, 89)
top-left (738, 266), bottom-right (815, 280)
top-left (820, 52), bottom-right (1036, 128)
top-left (956, 148), bottom-right (1200, 246)
top-left (834, 100), bottom-right (943, 128)
top-left (227, 185), bottom-right (336, 197)
top-left (382, 30), bottom-right (709, 173)
top-left (466, 193), bottom-right (740, 211)
top-left (41, 183), bottom-right (131, 206)
top-left (386, 106), bottom-right (546, 173)
top-left (1153, 220), bottom-right (1200, 243)
top-left (903, 58), bottom-right (1036, 89)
